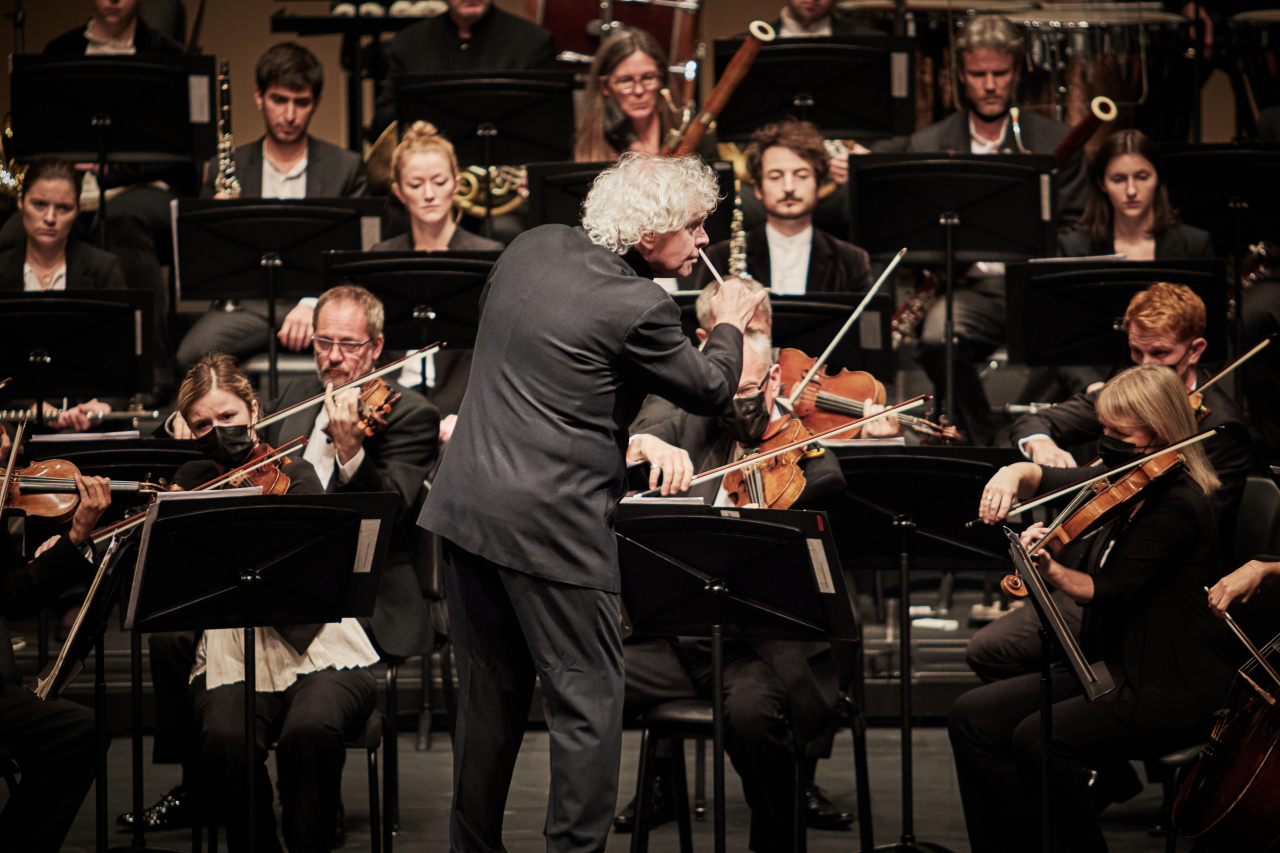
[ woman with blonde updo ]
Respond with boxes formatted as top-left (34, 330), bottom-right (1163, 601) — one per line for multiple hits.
top-left (373, 121), bottom-right (503, 253)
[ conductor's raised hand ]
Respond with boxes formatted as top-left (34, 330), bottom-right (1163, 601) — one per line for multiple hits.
top-left (706, 277), bottom-right (766, 334)
top-left (627, 434), bottom-right (694, 496)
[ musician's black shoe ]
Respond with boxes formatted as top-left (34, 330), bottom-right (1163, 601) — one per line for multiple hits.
top-left (115, 785), bottom-right (195, 832)
top-left (1089, 761), bottom-right (1144, 814)
top-left (806, 783), bottom-right (856, 830)
top-left (612, 776), bottom-right (678, 833)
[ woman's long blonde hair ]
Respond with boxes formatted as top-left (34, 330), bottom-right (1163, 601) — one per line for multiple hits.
top-left (1095, 363), bottom-right (1219, 495)
top-left (573, 29), bottom-right (679, 163)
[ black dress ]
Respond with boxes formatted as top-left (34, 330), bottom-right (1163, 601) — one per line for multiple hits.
top-left (948, 465), bottom-right (1237, 853)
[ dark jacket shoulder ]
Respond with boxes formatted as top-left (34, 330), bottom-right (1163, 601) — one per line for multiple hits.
top-left (0, 239), bottom-right (127, 291)
top-left (44, 18), bottom-right (184, 55)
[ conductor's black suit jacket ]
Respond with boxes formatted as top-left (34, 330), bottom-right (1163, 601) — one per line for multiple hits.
top-left (420, 225), bottom-right (744, 592)
top-left (1008, 370), bottom-right (1252, 555)
top-left (632, 402), bottom-right (848, 743)
top-left (264, 375), bottom-right (439, 657)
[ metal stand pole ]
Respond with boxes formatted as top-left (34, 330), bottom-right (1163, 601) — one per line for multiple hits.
top-left (1039, 627), bottom-right (1053, 853)
top-left (940, 213), bottom-right (960, 428)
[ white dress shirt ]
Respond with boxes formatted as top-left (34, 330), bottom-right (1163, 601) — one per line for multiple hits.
top-left (766, 224), bottom-right (813, 295)
top-left (261, 153), bottom-right (308, 200)
top-left (23, 263), bottom-right (67, 292)
top-left (193, 620), bottom-right (379, 691)
top-left (84, 19), bottom-right (136, 55)
top-left (778, 7), bottom-right (833, 36)
top-left (303, 408), bottom-right (366, 489)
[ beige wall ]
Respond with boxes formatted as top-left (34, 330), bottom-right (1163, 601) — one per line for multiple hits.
top-left (0, 0), bottom-right (1231, 158)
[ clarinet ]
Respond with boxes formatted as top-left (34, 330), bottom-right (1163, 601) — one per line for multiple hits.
top-left (727, 181), bottom-right (752, 281)
top-left (213, 60), bottom-right (241, 198)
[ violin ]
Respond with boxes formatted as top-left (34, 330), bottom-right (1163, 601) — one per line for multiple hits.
top-left (0, 421), bottom-right (160, 524)
top-left (779, 348), bottom-right (961, 442)
top-left (721, 416), bottom-right (819, 510)
top-left (1173, 612), bottom-right (1280, 850)
top-left (1001, 448), bottom-right (1185, 598)
top-left (354, 375), bottom-right (401, 437)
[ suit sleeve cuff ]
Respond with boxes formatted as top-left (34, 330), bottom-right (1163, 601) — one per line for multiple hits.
top-left (1018, 434), bottom-right (1051, 458)
top-left (335, 447), bottom-right (366, 485)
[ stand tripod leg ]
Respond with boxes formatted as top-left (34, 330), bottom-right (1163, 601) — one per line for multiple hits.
top-left (940, 214), bottom-right (959, 429)
top-left (897, 533), bottom-right (914, 846)
top-left (712, 621), bottom-right (726, 853)
top-left (96, 629), bottom-right (108, 853)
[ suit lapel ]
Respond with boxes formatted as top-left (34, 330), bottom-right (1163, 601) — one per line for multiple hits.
top-left (690, 432), bottom-right (735, 505)
top-left (241, 140), bottom-right (264, 198)
top-left (64, 242), bottom-right (91, 289)
top-left (806, 230), bottom-right (832, 293)
top-left (0, 248), bottom-right (26, 290)
top-left (273, 376), bottom-right (323, 447)
top-left (747, 225), bottom-right (771, 288)
top-left (305, 137), bottom-right (323, 198)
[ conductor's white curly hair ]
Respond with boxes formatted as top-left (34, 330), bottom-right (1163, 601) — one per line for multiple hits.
top-left (581, 152), bottom-right (721, 255)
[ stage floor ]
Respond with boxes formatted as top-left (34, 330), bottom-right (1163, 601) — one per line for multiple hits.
top-left (54, 726), bottom-right (1184, 853)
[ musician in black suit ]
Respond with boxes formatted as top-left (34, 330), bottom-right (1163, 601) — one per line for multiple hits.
top-left (770, 0), bottom-right (879, 36)
top-left (419, 153), bottom-right (764, 852)
top-left (618, 330), bottom-right (856, 844)
top-left (956, 364), bottom-right (1237, 853)
top-left (0, 433), bottom-right (112, 852)
top-left (177, 42), bottom-right (367, 375)
top-left (371, 0), bottom-right (556, 138)
top-left (971, 285), bottom-right (1250, 689)
top-left (887, 15), bottom-right (1088, 445)
top-left (697, 119), bottom-right (873, 295)
top-left (130, 287), bottom-right (438, 834)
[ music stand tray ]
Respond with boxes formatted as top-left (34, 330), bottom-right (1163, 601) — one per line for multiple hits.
top-left (0, 290), bottom-right (155, 429)
top-left (174, 197), bottom-right (386, 395)
top-left (617, 502), bottom-right (857, 853)
top-left (322, 249), bottom-right (499, 350)
top-left (1005, 259), bottom-right (1229, 366)
top-left (712, 36), bottom-right (916, 141)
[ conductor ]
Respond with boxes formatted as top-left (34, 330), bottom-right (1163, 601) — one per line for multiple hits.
top-left (419, 152), bottom-right (764, 852)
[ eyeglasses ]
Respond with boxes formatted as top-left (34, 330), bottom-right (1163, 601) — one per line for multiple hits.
top-left (312, 335), bottom-right (371, 355)
top-left (606, 72), bottom-right (662, 95)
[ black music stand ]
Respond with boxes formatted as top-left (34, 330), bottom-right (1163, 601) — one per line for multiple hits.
top-left (712, 36), bottom-right (916, 140)
top-left (0, 291), bottom-right (154, 431)
top-left (825, 449), bottom-right (1022, 853)
top-left (525, 160), bottom-right (737, 247)
top-left (1006, 259), bottom-right (1229, 366)
top-left (617, 502), bottom-right (860, 853)
top-left (10, 55), bottom-right (215, 247)
top-left (671, 291), bottom-right (895, 379)
top-left (1002, 529), bottom-right (1114, 853)
top-left (174, 198), bottom-right (385, 398)
top-left (850, 154), bottom-right (1057, 425)
top-left (126, 492), bottom-right (397, 853)
top-left (393, 71), bottom-right (576, 238)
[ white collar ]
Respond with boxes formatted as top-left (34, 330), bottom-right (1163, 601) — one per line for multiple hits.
top-left (968, 113), bottom-right (1009, 152)
top-left (778, 7), bottom-right (834, 36)
top-left (765, 222), bottom-right (813, 247)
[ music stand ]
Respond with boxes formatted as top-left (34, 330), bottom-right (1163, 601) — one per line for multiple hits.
top-left (173, 198), bottom-right (385, 397)
top-left (126, 492), bottom-right (397, 853)
top-left (824, 449), bottom-right (1022, 853)
top-left (0, 291), bottom-right (154, 431)
top-left (849, 153), bottom-right (1057, 424)
top-left (671, 291), bottom-right (895, 379)
top-left (1005, 259), bottom-right (1229, 366)
top-left (525, 160), bottom-right (737, 247)
top-left (10, 55), bottom-right (215, 247)
top-left (1002, 528), bottom-right (1114, 853)
top-left (617, 502), bottom-right (859, 853)
top-left (712, 36), bottom-right (916, 141)
top-left (393, 71), bottom-right (577, 238)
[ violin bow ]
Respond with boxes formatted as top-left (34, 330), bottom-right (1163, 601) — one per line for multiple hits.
top-left (964, 426), bottom-right (1223, 528)
top-left (1209, 590), bottom-right (1280, 701)
top-left (253, 344), bottom-right (441, 432)
top-left (784, 248), bottom-right (907, 409)
top-left (89, 437), bottom-right (308, 545)
top-left (0, 418), bottom-right (26, 517)
top-left (635, 394), bottom-right (928, 497)
top-left (1197, 332), bottom-right (1275, 397)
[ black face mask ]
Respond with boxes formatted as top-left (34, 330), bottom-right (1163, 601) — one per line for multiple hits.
top-left (719, 391), bottom-right (771, 445)
top-left (194, 423), bottom-right (257, 469)
top-left (1097, 434), bottom-right (1140, 468)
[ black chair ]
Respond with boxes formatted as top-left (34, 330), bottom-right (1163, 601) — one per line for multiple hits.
top-left (202, 712), bottom-right (386, 853)
top-left (1148, 743), bottom-right (1207, 853)
top-left (628, 699), bottom-right (718, 853)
